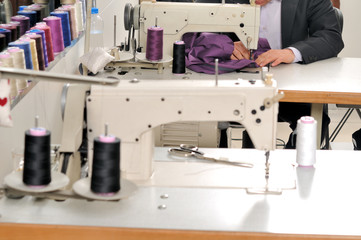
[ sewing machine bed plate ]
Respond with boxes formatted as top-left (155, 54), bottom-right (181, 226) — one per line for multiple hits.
top-left (1, 148), bottom-right (361, 237)
top-left (138, 147), bottom-right (295, 189)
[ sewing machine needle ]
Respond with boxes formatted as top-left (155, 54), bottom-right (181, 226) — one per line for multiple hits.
top-left (265, 151), bottom-right (270, 180)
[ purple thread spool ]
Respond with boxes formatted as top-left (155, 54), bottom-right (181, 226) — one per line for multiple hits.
top-left (27, 29), bottom-right (48, 68)
top-left (43, 16), bottom-right (64, 54)
top-left (11, 15), bottom-right (30, 36)
top-left (146, 26), bottom-right (163, 61)
top-left (9, 22), bottom-right (21, 39)
top-left (50, 11), bottom-right (72, 47)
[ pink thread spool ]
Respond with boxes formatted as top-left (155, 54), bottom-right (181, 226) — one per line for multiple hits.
top-left (32, 22), bottom-right (55, 62)
top-left (43, 16), bottom-right (64, 54)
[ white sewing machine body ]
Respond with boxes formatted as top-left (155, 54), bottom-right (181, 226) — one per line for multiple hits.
top-left (86, 72), bottom-right (278, 180)
top-left (137, 1), bottom-right (260, 57)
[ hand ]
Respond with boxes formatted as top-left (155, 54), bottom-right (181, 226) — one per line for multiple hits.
top-left (255, 49), bottom-right (295, 67)
top-left (231, 41), bottom-right (250, 60)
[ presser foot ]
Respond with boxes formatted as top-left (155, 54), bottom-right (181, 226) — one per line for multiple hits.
top-left (246, 187), bottom-right (282, 195)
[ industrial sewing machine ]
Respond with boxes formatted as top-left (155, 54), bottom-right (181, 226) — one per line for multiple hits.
top-left (127, 0), bottom-right (260, 57)
top-left (86, 70), bottom-right (281, 180)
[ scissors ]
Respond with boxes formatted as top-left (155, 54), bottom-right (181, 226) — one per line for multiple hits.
top-left (168, 144), bottom-right (253, 168)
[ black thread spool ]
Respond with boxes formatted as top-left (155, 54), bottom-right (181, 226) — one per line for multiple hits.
top-left (0, 34), bottom-right (6, 52)
top-left (91, 136), bottom-right (121, 195)
top-left (23, 129), bottom-right (51, 187)
top-left (172, 40), bottom-right (186, 74)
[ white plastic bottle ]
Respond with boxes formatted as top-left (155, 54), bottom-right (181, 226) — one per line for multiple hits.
top-left (89, 7), bottom-right (104, 51)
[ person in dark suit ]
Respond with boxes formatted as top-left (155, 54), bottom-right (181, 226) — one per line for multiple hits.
top-left (232, 0), bottom-right (343, 66)
top-left (230, 0), bottom-right (344, 149)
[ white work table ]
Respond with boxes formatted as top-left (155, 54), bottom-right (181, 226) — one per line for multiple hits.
top-left (272, 57), bottom-right (361, 105)
top-left (1, 148), bottom-right (361, 240)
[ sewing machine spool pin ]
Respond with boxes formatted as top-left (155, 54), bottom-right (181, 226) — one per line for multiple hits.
top-left (114, 15), bottom-right (117, 47)
top-left (105, 123), bottom-right (109, 137)
top-left (215, 58), bottom-right (219, 86)
top-left (35, 115), bottom-right (39, 128)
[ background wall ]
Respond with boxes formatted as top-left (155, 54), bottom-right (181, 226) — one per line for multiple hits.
top-left (338, 0), bottom-right (361, 58)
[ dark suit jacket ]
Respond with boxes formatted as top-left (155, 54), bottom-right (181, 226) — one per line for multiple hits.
top-left (281, 0), bottom-right (344, 63)
top-left (195, 0), bottom-right (344, 64)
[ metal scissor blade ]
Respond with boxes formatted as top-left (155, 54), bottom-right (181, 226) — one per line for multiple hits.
top-left (197, 155), bottom-right (253, 168)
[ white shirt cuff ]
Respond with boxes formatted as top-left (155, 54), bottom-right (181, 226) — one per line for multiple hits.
top-left (288, 47), bottom-right (302, 63)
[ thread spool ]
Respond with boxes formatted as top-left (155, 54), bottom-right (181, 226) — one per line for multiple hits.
top-left (27, 29), bottom-right (48, 67)
top-left (7, 47), bottom-right (27, 91)
top-left (172, 40), bottom-right (186, 74)
top-left (9, 40), bottom-right (33, 70)
top-left (9, 22), bottom-right (21, 39)
top-left (20, 37), bottom-right (39, 70)
top-left (43, 16), bottom-right (64, 54)
top-left (57, 5), bottom-right (78, 40)
top-left (91, 136), bottom-right (121, 195)
top-left (11, 15), bottom-right (30, 36)
top-left (33, 0), bottom-right (50, 4)
top-left (18, 10), bottom-right (37, 27)
top-left (0, 34), bottom-right (6, 52)
top-left (50, 11), bottom-right (71, 47)
top-left (0, 52), bottom-right (17, 100)
top-left (296, 116), bottom-right (317, 167)
top-left (0, 24), bottom-right (17, 43)
top-left (3, 0), bottom-right (12, 23)
top-left (61, 0), bottom-right (76, 4)
top-left (27, 4), bottom-right (46, 23)
top-left (23, 127), bottom-right (51, 187)
top-left (75, 0), bottom-right (84, 32)
top-left (32, 22), bottom-right (54, 62)
top-left (0, 28), bottom-right (11, 45)
top-left (26, 5), bottom-right (42, 23)
top-left (55, 7), bottom-right (72, 38)
top-left (19, 6), bottom-right (28, 11)
top-left (146, 26), bottom-right (163, 61)
top-left (25, 33), bottom-right (45, 70)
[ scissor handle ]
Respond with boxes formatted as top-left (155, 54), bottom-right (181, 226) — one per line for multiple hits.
top-left (168, 148), bottom-right (196, 158)
top-left (180, 144), bottom-right (204, 155)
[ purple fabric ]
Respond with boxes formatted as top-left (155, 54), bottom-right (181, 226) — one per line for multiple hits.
top-left (182, 32), bottom-right (271, 74)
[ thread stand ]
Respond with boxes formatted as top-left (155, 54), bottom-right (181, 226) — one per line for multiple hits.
top-left (3, 177), bottom-right (137, 201)
top-left (106, 52), bottom-right (172, 74)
